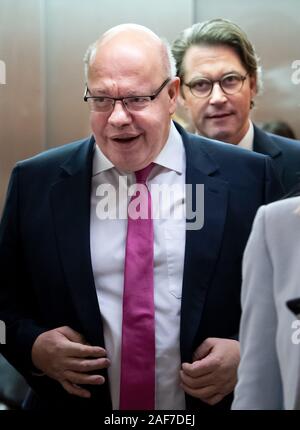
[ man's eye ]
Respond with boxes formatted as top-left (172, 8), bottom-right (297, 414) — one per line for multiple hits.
top-left (94, 97), bottom-right (109, 104)
top-left (223, 75), bottom-right (240, 85)
top-left (125, 97), bottom-right (151, 109)
top-left (192, 80), bottom-right (211, 91)
top-left (129, 97), bottom-right (150, 104)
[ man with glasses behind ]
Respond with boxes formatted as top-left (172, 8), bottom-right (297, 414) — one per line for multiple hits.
top-left (172, 18), bottom-right (300, 194)
top-left (0, 24), bottom-right (282, 411)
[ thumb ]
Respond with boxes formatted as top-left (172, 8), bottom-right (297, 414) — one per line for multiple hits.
top-left (193, 338), bottom-right (214, 361)
top-left (56, 326), bottom-right (88, 345)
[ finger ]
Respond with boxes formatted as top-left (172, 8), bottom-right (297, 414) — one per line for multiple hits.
top-left (180, 382), bottom-right (218, 400)
top-left (57, 326), bottom-right (88, 344)
top-left (180, 369), bottom-right (214, 389)
top-left (67, 357), bottom-right (111, 373)
top-left (181, 356), bottom-right (218, 377)
top-left (193, 338), bottom-right (214, 361)
top-left (64, 370), bottom-right (105, 385)
top-left (67, 344), bottom-right (107, 358)
top-left (61, 380), bottom-right (91, 398)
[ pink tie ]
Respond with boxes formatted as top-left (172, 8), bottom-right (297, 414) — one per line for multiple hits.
top-left (119, 163), bottom-right (155, 410)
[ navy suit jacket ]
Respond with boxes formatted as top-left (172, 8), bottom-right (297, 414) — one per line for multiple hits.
top-left (253, 124), bottom-right (300, 194)
top-left (0, 122), bottom-right (283, 411)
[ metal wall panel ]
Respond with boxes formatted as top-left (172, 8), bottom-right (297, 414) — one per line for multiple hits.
top-left (0, 0), bottom-right (45, 209)
top-left (0, 0), bottom-right (193, 209)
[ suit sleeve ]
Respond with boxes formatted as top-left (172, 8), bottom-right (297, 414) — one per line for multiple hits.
top-left (0, 166), bottom-right (47, 376)
top-left (232, 206), bottom-right (283, 409)
top-left (227, 156), bottom-right (282, 343)
top-left (264, 156), bottom-right (285, 203)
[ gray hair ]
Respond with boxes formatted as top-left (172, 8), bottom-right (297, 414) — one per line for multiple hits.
top-left (172, 18), bottom-right (262, 95)
top-left (83, 38), bottom-right (176, 83)
top-left (83, 41), bottom-right (97, 83)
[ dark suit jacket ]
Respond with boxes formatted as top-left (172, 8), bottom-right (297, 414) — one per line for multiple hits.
top-left (253, 124), bottom-right (300, 194)
top-left (0, 122), bottom-right (283, 411)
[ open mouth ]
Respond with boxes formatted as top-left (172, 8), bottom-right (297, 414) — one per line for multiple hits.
top-left (111, 135), bottom-right (140, 144)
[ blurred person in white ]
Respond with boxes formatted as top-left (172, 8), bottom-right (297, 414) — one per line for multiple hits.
top-left (232, 195), bottom-right (300, 409)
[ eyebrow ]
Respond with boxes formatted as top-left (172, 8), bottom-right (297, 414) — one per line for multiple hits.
top-left (191, 70), bottom-right (244, 80)
top-left (88, 88), bottom-right (112, 96)
top-left (88, 87), bottom-right (149, 97)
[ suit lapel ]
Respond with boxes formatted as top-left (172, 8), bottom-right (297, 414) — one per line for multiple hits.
top-left (253, 124), bottom-right (284, 180)
top-left (177, 124), bottom-right (229, 361)
top-left (50, 137), bottom-right (104, 346)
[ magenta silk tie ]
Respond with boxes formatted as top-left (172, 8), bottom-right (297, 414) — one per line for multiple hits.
top-left (119, 163), bottom-right (155, 410)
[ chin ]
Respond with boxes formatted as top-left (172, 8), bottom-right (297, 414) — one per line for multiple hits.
top-left (114, 158), bottom-right (141, 173)
top-left (210, 129), bottom-right (234, 144)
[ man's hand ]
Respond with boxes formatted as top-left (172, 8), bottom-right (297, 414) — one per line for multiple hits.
top-left (180, 337), bottom-right (240, 405)
top-left (31, 326), bottom-right (110, 398)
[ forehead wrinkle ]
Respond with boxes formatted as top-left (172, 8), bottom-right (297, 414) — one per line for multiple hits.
top-left (183, 44), bottom-right (245, 80)
top-left (89, 28), bottom-right (167, 83)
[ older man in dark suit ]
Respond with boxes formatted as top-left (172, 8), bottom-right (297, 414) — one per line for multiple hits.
top-left (0, 24), bottom-right (282, 411)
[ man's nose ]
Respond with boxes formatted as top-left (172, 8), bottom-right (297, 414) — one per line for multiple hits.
top-left (107, 100), bottom-right (132, 126)
top-left (208, 83), bottom-right (227, 105)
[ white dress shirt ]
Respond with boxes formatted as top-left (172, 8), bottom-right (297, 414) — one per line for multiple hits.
top-left (237, 121), bottom-right (254, 150)
top-left (196, 120), bottom-right (254, 150)
top-left (90, 121), bottom-right (186, 409)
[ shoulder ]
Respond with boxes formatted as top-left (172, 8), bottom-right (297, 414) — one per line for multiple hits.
top-left (9, 136), bottom-right (94, 189)
top-left (259, 196), bottom-right (300, 221)
top-left (253, 197), bottom-right (300, 243)
top-left (263, 130), bottom-right (300, 154)
top-left (183, 127), bottom-right (267, 164)
top-left (245, 197), bottom-right (300, 269)
top-left (17, 136), bottom-right (92, 169)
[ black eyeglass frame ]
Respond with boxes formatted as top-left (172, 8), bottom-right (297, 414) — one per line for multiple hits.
top-left (184, 72), bottom-right (248, 98)
top-left (83, 77), bottom-right (171, 111)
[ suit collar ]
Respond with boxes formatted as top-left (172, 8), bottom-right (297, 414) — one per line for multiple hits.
top-left (174, 121), bottom-right (219, 176)
top-left (60, 135), bottom-right (95, 176)
top-left (253, 124), bottom-right (282, 158)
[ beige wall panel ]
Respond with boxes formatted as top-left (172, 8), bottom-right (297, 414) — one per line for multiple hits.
top-left (0, 0), bottom-right (45, 210)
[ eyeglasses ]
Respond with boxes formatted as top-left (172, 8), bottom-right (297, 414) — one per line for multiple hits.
top-left (184, 72), bottom-right (248, 98)
top-left (83, 77), bottom-right (171, 113)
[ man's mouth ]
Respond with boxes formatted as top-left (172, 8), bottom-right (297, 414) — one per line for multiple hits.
top-left (110, 134), bottom-right (141, 143)
top-left (206, 112), bottom-right (233, 119)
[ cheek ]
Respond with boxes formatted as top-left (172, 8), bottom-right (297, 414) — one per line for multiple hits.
top-left (90, 115), bottom-right (105, 135)
top-left (240, 87), bottom-right (252, 109)
top-left (238, 95), bottom-right (251, 116)
top-left (187, 100), bottom-right (205, 121)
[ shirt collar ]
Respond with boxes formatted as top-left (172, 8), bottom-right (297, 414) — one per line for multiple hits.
top-left (237, 120), bottom-right (254, 150)
top-left (92, 120), bottom-right (184, 176)
top-left (153, 121), bottom-right (184, 174)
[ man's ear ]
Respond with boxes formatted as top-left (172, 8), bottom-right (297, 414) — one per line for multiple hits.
top-left (168, 77), bottom-right (180, 114)
top-left (249, 75), bottom-right (257, 98)
top-left (168, 77), bottom-right (180, 99)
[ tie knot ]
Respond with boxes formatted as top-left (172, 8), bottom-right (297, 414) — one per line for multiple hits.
top-left (134, 163), bottom-right (154, 184)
